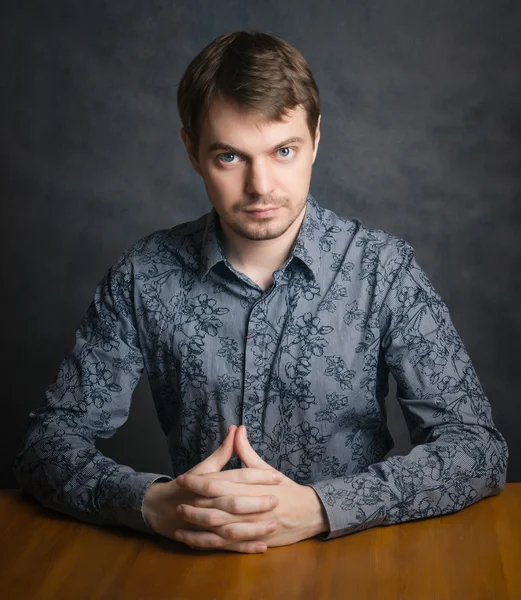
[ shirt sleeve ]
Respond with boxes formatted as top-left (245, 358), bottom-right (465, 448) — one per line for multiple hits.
top-left (307, 240), bottom-right (509, 540)
top-left (13, 252), bottom-right (172, 533)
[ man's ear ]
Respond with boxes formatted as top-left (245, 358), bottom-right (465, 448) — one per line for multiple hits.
top-left (180, 127), bottom-right (202, 176)
top-left (312, 115), bottom-right (321, 164)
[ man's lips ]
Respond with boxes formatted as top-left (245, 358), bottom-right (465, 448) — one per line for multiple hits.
top-left (244, 206), bottom-right (280, 218)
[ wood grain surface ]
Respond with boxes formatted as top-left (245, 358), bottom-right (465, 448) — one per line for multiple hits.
top-left (0, 485), bottom-right (520, 600)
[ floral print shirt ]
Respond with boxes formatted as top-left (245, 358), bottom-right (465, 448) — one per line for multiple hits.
top-left (14, 196), bottom-right (508, 539)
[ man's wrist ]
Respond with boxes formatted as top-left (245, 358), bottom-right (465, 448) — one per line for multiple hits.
top-left (303, 485), bottom-right (329, 537)
top-left (142, 478), bottom-right (175, 531)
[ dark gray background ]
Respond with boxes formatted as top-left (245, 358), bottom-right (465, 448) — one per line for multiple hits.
top-left (2, 0), bottom-right (520, 487)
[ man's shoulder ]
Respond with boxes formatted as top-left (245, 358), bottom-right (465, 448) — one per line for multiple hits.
top-left (121, 212), bottom-right (210, 269)
top-left (314, 201), bottom-right (414, 265)
top-left (352, 220), bottom-right (414, 264)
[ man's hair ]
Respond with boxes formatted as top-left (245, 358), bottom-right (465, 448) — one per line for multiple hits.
top-left (177, 31), bottom-right (320, 153)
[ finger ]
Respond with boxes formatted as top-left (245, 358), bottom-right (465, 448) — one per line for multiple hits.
top-left (174, 528), bottom-right (233, 549)
top-left (189, 425), bottom-right (237, 475)
top-left (228, 541), bottom-right (268, 554)
top-left (175, 520), bottom-right (276, 546)
top-left (176, 471), bottom-right (283, 498)
top-left (181, 493), bottom-right (279, 512)
top-left (203, 467), bottom-right (284, 485)
top-left (186, 536), bottom-right (268, 554)
top-left (234, 425), bottom-right (274, 470)
top-left (175, 473), bottom-right (236, 498)
top-left (178, 495), bottom-right (277, 527)
top-left (214, 519), bottom-right (277, 541)
top-left (212, 494), bottom-right (279, 515)
top-left (178, 504), bottom-right (234, 528)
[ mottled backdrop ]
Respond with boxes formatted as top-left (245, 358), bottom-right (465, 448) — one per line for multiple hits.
top-left (1, 0), bottom-right (520, 486)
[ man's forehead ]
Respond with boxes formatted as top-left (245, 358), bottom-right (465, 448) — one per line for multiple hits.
top-left (201, 99), bottom-right (309, 144)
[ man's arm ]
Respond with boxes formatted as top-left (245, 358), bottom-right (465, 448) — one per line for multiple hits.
top-left (13, 252), bottom-right (171, 532)
top-left (307, 241), bottom-right (509, 539)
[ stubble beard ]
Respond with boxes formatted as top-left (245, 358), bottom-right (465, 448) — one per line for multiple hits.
top-left (226, 195), bottom-right (307, 241)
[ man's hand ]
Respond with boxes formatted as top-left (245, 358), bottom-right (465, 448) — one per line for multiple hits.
top-left (174, 425), bottom-right (329, 550)
top-left (142, 425), bottom-right (284, 554)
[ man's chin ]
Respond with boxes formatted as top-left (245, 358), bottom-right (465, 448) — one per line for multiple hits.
top-left (234, 226), bottom-right (289, 241)
top-left (221, 204), bottom-right (306, 242)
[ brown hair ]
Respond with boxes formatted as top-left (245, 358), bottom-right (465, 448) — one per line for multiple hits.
top-left (177, 31), bottom-right (320, 154)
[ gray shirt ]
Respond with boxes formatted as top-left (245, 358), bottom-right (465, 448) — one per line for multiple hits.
top-left (14, 196), bottom-right (508, 539)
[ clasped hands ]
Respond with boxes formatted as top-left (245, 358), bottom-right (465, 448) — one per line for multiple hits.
top-left (143, 425), bottom-right (328, 553)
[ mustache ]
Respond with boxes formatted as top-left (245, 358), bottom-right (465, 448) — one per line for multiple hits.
top-left (235, 196), bottom-right (288, 210)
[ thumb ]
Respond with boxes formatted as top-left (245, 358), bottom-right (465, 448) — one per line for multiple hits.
top-left (188, 425), bottom-right (237, 475)
top-left (234, 425), bottom-right (272, 469)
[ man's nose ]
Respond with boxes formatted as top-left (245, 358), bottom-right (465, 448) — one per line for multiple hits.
top-left (244, 159), bottom-right (276, 197)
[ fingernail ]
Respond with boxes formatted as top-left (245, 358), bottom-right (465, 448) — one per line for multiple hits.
top-left (255, 543), bottom-right (267, 553)
top-left (174, 530), bottom-right (184, 540)
top-left (242, 426), bottom-right (247, 439)
top-left (272, 471), bottom-right (284, 482)
top-left (266, 522), bottom-right (277, 533)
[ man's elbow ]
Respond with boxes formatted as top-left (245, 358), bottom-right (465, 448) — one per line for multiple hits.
top-left (481, 429), bottom-right (509, 496)
top-left (12, 442), bottom-right (37, 492)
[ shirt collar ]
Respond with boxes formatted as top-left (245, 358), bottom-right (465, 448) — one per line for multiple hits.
top-left (200, 208), bottom-right (225, 278)
top-left (200, 194), bottom-right (323, 284)
top-left (290, 194), bottom-right (322, 283)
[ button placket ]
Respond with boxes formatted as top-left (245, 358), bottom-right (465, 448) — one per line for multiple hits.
top-left (241, 287), bottom-right (276, 455)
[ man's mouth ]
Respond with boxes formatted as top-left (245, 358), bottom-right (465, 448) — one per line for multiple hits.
top-left (244, 207), bottom-right (280, 218)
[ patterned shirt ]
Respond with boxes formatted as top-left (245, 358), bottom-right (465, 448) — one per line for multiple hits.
top-left (14, 196), bottom-right (508, 539)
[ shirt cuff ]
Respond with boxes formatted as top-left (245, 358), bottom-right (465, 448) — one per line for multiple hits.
top-left (306, 479), bottom-right (379, 540)
top-left (110, 472), bottom-right (173, 534)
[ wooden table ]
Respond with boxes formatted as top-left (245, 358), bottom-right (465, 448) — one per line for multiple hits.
top-left (0, 486), bottom-right (520, 600)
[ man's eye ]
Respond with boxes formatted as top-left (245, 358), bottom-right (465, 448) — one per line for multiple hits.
top-left (218, 153), bottom-right (238, 164)
top-left (277, 147), bottom-right (295, 159)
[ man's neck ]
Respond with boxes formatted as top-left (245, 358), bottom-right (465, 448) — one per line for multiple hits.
top-left (221, 211), bottom-right (305, 291)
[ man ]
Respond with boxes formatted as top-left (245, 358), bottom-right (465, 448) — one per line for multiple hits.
top-left (14, 31), bottom-right (508, 555)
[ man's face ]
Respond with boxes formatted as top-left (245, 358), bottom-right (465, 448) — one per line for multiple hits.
top-left (182, 97), bottom-right (320, 242)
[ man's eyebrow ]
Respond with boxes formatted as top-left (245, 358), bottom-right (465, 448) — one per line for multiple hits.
top-left (207, 137), bottom-right (306, 154)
